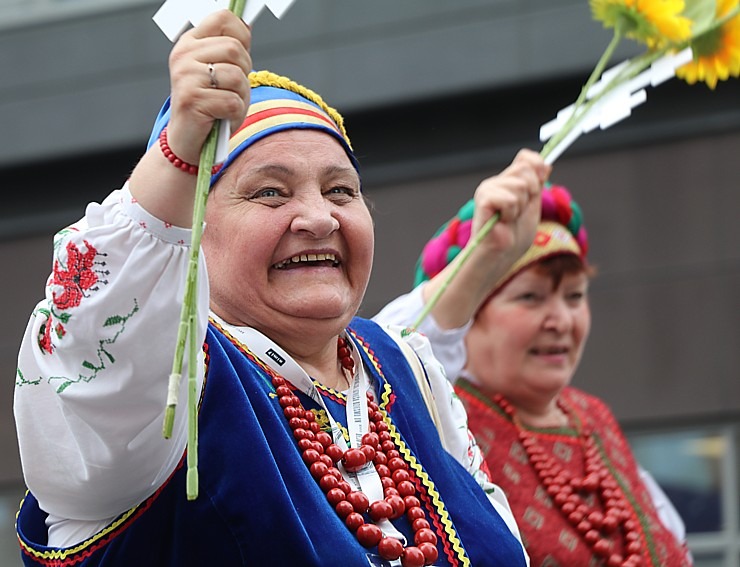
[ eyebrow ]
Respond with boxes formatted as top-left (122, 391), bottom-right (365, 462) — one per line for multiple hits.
top-left (250, 164), bottom-right (294, 177)
top-left (322, 164), bottom-right (357, 177)
top-left (250, 163), bottom-right (359, 181)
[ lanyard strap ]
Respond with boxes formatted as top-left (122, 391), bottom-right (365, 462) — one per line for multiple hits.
top-left (211, 316), bottom-right (405, 544)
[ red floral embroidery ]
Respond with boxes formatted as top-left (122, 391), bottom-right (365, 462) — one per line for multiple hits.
top-left (39, 319), bottom-right (54, 354)
top-left (40, 240), bottom-right (108, 354)
top-left (51, 240), bottom-right (100, 310)
top-left (478, 458), bottom-right (493, 481)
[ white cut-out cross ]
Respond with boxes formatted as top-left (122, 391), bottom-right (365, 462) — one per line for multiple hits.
top-left (153, 0), bottom-right (295, 42)
top-left (539, 47), bottom-right (693, 165)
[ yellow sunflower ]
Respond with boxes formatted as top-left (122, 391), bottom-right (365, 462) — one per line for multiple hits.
top-left (591, 0), bottom-right (693, 47)
top-left (677, 0), bottom-right (740, 88)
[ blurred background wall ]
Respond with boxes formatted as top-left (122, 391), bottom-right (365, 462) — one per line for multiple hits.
top-left (1, 0), bottom-right (739, 564)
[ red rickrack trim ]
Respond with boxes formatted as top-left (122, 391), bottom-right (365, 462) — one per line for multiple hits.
top-left (349, 329), bottom-right (461, 566)
top-left (158, 128), bottom-right (223, 176)
top-left (410, 471), bottom-right (459, 567)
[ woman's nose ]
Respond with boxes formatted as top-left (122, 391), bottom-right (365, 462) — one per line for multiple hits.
top-left (543, 298), bottom-right (572, 333)
top-left (290, 197), bottom-right (340, 238)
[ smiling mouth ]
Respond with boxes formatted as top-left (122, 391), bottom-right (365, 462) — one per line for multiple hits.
top-left (272, 253), bottom-right (340, 270)
top-left (531, 346), bottom-right (569, 355)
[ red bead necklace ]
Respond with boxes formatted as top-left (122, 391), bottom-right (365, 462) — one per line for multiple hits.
top-left (494, 394), bottom-right (647, 567)
top-left (271, 336), bottom-right (439, 567)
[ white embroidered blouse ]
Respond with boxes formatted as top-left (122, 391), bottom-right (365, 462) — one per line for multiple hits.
top-left (13, 184), bottom-right (526, 561)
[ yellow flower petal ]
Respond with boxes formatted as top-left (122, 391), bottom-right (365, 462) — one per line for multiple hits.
top-left (677, 0), bottom-right (740, 89)
top-left (591, 0), bottom-right (693, 46)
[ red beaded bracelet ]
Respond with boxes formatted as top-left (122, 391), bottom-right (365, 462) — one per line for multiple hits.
top-left (158, 128), bottom-right (222, 176)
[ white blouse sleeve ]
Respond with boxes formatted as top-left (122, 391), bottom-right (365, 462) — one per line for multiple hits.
top-left (372, 284), bottom-right (471, 384)
top-left (377, 324), bottom-right (529, 565)
top-left (14, 185), bottom-right (209, 528)
top-left (638, 466), bottom-right (689, 548)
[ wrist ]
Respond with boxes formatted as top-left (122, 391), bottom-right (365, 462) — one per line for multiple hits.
top-left (158, 128), bottom-right (222, 176)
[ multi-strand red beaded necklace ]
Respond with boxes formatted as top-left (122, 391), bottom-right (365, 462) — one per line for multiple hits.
top-left (272, 336), bottom-right (440, 567)
top-left (494, 394), bottom-right (647, 567)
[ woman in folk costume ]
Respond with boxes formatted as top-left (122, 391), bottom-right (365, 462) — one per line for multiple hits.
top-left (376, 184), bottom-right (692, 566)
top-left (14, 10), bottom-right (552, 567)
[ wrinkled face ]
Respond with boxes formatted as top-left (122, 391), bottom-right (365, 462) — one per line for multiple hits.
top-left (464, 264), bottom-right (591, 404)
top-left (202, 129), bottom-right (373, 340)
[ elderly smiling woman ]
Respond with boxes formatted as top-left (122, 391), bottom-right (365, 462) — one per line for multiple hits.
top-left (14, 10), bottom-right (550, 567)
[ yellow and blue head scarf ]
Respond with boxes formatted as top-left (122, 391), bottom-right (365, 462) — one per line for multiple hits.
top-left (147, 70), bottom-right (358, 185)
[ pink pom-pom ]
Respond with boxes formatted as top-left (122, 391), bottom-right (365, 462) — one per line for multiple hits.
top-left (456, 220), bottom-right (473, 248)
top-left (421, 237), bottom-right (451, 279)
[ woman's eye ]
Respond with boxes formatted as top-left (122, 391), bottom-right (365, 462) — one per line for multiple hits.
top-left (326, 186), bottom-right (357, 202)
top-left (256, 188), bottom-right (279, 198)
top-left (245, 187), bottom-right (288, 207)
top-left (328, 186), bottom-right (353, 195)
top-left (518, 292), bottom-right (541, 302)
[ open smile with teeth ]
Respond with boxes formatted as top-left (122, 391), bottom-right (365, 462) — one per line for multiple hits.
top-left (272, 253), bottom-right (340, 270)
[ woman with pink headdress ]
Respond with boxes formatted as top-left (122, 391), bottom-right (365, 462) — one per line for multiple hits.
top-left (376, 184), bottom-right (693, 567)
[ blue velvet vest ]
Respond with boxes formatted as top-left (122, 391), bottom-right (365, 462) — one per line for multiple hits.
top-left (17, 318), bottom-right (526, 567)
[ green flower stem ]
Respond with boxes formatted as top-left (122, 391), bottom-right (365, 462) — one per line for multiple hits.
top-left (541, 25), bottom-right (623, 162)
top-left (163, 0), bottom-right (247, 501)
top-left (163, 125), bottom-right (218, 440)
top-left (408, 212), bottom-right (500, 332)
top-left (409, 31), bottom-right (626, 333)
top-left (186, 278), bottom-right (199, 500)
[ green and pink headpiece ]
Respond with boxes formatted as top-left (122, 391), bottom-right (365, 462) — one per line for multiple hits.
top-left (414, 183), bottom-right (589, 288)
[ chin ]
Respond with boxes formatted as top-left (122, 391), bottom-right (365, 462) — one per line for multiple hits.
top-left (282, 300), bottom-right (358, 324)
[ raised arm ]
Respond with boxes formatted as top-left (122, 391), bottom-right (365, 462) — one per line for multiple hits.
top-left (129, 10), bottom-right (252, 226)
top-left (14, 11), bottom-right (252, 539)
top-left (375, 150), bottom-right (549, 379)
top-left (418, 149), bottom-right (549, 330)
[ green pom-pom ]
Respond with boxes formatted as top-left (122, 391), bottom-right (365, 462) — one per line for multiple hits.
top-left (446, 245), bottom-right (462, 264)
top-left (457, 199), bottom-right (475, 222)
top-left (568, 201), bottom-right (583, 235)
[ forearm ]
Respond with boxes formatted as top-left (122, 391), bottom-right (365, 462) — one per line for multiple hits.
top-left (128, 142), bottom-right (199, 228)
top-left (419, 243), bottom-right (517, 329)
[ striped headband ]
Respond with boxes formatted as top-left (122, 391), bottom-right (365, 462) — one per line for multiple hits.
top-left (414, 183), bottom-right (589, 289)
top-left (147, 70), bottom-right (358, 184)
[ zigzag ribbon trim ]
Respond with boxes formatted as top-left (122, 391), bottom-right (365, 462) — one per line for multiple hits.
top-left (351, 330), bottom-right (470, 567)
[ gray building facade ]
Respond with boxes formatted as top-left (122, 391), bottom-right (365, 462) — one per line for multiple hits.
top-left (1, 0), bottom-right (739, 564)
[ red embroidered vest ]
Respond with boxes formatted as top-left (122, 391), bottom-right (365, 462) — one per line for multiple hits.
top-left (455, 380), bottom-right (693, 567)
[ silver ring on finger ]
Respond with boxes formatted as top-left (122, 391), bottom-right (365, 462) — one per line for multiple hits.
top-left (207, 62), bottom-right (218, 89)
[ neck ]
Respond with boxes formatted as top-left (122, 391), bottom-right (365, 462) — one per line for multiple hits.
top-left (291, 343), bottom-right (350, 391)
top-left (268, 331), bottom-right (353, 392)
